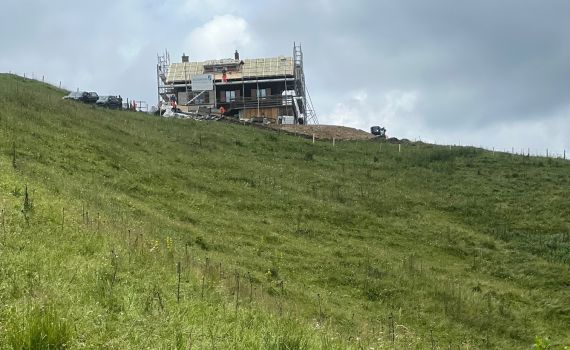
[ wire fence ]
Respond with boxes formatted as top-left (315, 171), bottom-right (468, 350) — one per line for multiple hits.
top-left (425, 140), bottom-right (568, 161)
top-left (478, 145), bottom-right (566, 160)
top-left (4, 70), bottom-right (63, 90)
top-left (3, 71), bottom-right (150, 112)
top-left (4, 70), bottom-right (568, 160)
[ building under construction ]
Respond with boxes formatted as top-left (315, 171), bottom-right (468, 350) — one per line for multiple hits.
top-left (157, 43), bottom-right (317, 124)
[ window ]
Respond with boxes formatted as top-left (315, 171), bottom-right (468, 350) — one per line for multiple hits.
top-left (257, 89), bottom-right (267, 98)
top-left (186, 92), bottom-right (208, 105)
top-left (225, 91), bottom-right (236, 102)
top-left (195, 93), bottom-right (207, 104)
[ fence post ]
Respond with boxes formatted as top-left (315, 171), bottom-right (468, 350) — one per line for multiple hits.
top-left (332, 138), bottom-right (335, 147)
top-left (546, 149), bottom-right (549, 157)
top-left (564, 149), bottom-right (566, 160)
top-left (312, 134), bottom-right (315, 144)
top-left (177, 262), bottom-right (181, 302)
top-left (398, 144), bottom-right (401, 153)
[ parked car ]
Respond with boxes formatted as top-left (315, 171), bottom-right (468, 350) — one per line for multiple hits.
top-left (85, 92), bottom-right (99, 104)
top-left (96, 96), bottom-right (122, 109)
top-left (63, 91), bottom-right (88, 102)
top-left (63, 91), bottom-right (99, 104)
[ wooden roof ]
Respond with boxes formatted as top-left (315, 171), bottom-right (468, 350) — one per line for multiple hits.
top-left (166, 56), bottom-right (294, 83)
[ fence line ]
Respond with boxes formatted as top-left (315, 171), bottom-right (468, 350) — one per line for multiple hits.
top-left (3, 71), bottom-right (149, 112)
top-left (407, 138), bottom-right (567, 161)
top-left (4, 71), bottom-right (568, 159)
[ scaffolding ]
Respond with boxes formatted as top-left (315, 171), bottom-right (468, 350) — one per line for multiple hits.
top-left (156, 43), bottom-right (318, 124)
top-left (293, 42), bottom-right (318, 125)
top-left (156, 50), bottom-right (172, 107)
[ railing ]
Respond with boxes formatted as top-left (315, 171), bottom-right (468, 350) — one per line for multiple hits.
top-left (228, 95), bottom-right (295, 109)
top-left (123, 101), bottom-right (148, 112)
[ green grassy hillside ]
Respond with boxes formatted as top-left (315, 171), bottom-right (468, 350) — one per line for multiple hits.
top-left (0, 73), bottom-right (569, 349)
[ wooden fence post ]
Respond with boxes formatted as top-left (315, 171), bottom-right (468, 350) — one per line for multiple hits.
top-left (177, 262), bottom-right (181, 302)
top-left (235, 272), bottom-right (240, 312)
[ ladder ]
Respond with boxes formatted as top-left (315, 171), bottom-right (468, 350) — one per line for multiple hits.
top-left (293, 43), bottom-right (318, 125)
top-left (157, 50), bottom-right (173, 105)
top-left (157, 50), bottom-right (170, 84)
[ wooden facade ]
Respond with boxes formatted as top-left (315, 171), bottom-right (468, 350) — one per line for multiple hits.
top-left (158, 44), bottom-right (318, 124)
top-left (162, 52), bottom-right (306, 123)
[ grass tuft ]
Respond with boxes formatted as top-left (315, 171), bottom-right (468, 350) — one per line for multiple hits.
top-left (7, 305), bottom-right (72, 350)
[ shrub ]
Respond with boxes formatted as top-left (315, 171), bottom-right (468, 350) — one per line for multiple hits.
top-left (195, 235), bottom-right (209, 250)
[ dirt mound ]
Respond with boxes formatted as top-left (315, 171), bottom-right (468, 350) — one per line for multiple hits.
top-left (271, 124), bottom-right (375, 141)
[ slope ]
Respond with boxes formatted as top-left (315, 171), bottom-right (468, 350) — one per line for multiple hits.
top-left (0, 74), bottom-right (569, 349)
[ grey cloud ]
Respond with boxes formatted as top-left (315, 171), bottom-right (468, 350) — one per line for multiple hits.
top-left (0, 0), bottom-right (568, 150)
top-left (243, 1), bottom-right (569, 149)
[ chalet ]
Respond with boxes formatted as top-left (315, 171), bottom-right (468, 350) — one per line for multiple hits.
top-left (157, 43), bottom-right (317, 124)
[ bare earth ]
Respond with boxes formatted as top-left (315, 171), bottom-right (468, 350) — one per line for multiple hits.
top-left (270, 124), bottom-right (375, 141)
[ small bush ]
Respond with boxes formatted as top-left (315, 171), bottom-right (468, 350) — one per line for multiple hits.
top-left (195, 235), bottom-right (209, 250)
top-left (265, 267), bottom-right (279, 281)
top-left (365, 285), bottom-right (381, 301)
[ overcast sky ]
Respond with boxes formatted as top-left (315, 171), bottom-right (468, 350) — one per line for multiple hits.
top-left (1, 0), bottom-right (568, 154)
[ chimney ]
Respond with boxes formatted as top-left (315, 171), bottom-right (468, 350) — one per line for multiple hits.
top-left (234, 50), bottom-right (239, 60)
top-left (182, 53), bottom-right (189, 63)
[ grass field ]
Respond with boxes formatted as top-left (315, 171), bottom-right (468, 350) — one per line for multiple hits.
top-left (0, 73), bottom-right (569, 349)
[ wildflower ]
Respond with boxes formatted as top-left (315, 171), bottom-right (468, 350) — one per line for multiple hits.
top-left (149, 239), bottom-right (159, 252)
